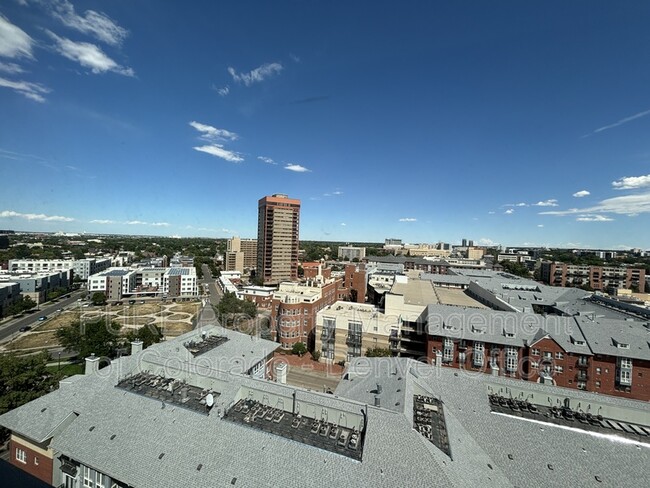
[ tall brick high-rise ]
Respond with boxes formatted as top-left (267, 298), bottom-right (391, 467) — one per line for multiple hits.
top-left (257, 194), bottom-right (300, 284)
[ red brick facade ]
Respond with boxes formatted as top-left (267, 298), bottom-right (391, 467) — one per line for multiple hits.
top-left (9, 435), bottom-right (53, 485)
top-left (427, 335), bottom-right (650, 402)
top-left (272, 279), bottom-right (341, 350)
top-left (541, 262), bottom-right (646, 292)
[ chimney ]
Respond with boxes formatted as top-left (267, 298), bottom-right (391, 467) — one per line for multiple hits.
top-left (131, 340), bottom-right (143, 355)
top-left (376, 383), bottom-right (382, 394)
top-left (374, 395), bottom-right (381, 407)
top-left (85, 353), bottom-right (100, 375)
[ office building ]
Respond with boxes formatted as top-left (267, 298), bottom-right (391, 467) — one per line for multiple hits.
top-left (257, 194), bottom-right (300, 284)
top-left (225, 237), bottom-right (257, 273)
top-left (337, 246), bottom-right (366, 261)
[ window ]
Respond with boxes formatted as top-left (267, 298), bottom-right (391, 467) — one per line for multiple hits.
top-left (15, 448), bottom-right (26, 464)
top-left (34, 456), bottom-right (39, 466)
top-left (577, 381), bottom-right (586, 390)
top-left (596, 367), bottom-right (601, 375)
top-left (554, 365), bottom-right (563, 374)
top-left (506, 355), bottom-right (517, 372)
top-left (595, 381), bottom-right (601, 388)
top-left (444, 338), bottom-right (453, 348)
top-left (543, 351), bottom-right (552, 359)
top-left (83, 466), bottom-right (93, 487)
top-left (619, 370), bottom-right (631, 386)
top-left (555, 352), bottom-right (564, 360)
top-left (530, 361), bottom-right (539, 369)
top-left (96, 472), bottom-right (106, 488)
top-left (443, 347), bottom-right (454, 362)
top-left (620, 358), bottom-right (632, 369)
top-left (531, 348), bottom-right (540, 356)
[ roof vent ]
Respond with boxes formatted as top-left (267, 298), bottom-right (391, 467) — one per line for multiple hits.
top-left (374, 395), bottom-right (381, 407)
top-left (159, 453), bottom-right (165, 460)
top-left (197, 464), bottom-right (203, 471)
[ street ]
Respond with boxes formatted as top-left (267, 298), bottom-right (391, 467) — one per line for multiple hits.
top-left (0, 290), bottom-right (85, 343)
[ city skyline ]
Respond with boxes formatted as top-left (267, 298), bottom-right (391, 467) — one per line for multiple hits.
top-left (1, 2), bottom-right (650, 248)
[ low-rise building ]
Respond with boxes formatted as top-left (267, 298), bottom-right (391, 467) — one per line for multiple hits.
top-left (541, 261), bottom-right (646, 293)
top-left (8, 258), bottom-right (111, 280)
top-left (0, 269), bottom-right (73, 304)
top-left (0, 282), bottom-right (21, 317)
top-left (337, 246), bottom-right (366, 261)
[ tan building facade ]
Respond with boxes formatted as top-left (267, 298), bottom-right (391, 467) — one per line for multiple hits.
top-left (257, 194), bottom-right (300, 284)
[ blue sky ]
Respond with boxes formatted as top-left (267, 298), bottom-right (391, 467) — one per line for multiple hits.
top-left (1, 1), bottom-right (650, 249)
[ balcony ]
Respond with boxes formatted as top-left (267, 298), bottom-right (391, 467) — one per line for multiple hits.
top-left (577, 371), bottom-right (588, 381)
top-left (577, 358), bottom-right (588, 368)
top-left (346, 334), bottom-right (362, 346)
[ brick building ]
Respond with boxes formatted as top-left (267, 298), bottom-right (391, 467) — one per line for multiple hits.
top-left (271, 277), bottom-right (340, 350)
top-left (540, 261), bottom-right (646, 293)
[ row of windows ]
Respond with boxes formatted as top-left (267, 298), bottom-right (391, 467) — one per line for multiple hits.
top-left (279, 331), bottom-right (308, 338)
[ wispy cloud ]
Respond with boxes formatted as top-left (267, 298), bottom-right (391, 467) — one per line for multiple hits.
top-left (0, 61), bottom-right (24, 74)
top-left (0, 76), bottom-right (50, 102)
top-left (488, 211), bottom-right (495, 215)
top-left (540, 192), bottom-right (650, 217)
top-left (214, 85), bottom-right (229, 97)
top-left (257, 156), bottom-right (276, 165)
top-left (285, 163), bottom-right (310, 173)
top-left (228, 62), bottom-right (283, 86)
top-left (478, 238), bottom-right (497, 246)
top-left (47, 31), bottom-right (134, 76)
top-left (537, 224), bottom-right (544, 227)
top-left (504, 202), bottom-right (528, 207)
top-left (332, 190), bottom-right (343, 196)
top-left (189, 121), bottom-right (238, 141)
top-left (289, 53), bottom-right (300, 63)
top-left (576, 214), bottom-right (614, 222)
top-left (0, 210), bottom-right (74, 222)
top-left (572, 190), bottom-right (590, 198)
top-left (612, 174), bottom-right (650, 190)
top-left (399, 217), bottom-right (417, 222)
top-left (587, 108), bottom-right (650, 136)
top-left (48, 0), bottom-right (128, 46)
top-left (91, 219), bottom-right (170, 226)
top-left (193, 144), bottom-right (243, 163)
top-left (504, 209), bottom-right (514, 214)
top-left (532, 199), bottom-right (558, 207)
top-left (340, 222), bottom-right (346, 226)
top-left (0, 14), bottom-right (34, 59)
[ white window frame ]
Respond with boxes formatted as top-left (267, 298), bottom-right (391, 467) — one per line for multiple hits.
top-left (531, 348), bottom-right (540, 356)
top-left (554, 365), bottom-right (563, 374)
top-left (83, 466), bottom-right (93, 488)
top-left (620, 358), bottom-right (632, 369)
top-left (555, 352), bottom-right (564, 360)
top-left (15, 447), bottom-right (26, 464)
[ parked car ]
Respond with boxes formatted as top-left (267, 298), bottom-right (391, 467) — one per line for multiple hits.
top-left (19, 326), bottom-right (32, 332)
top-left (38, 316), bottom-right (47, 321)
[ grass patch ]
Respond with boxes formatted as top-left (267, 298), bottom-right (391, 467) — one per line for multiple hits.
top-left (46, 362), bottom-right (84, 377)
top-left (164, 313), bottom-right (190, 321)
top-left (115, 317), bottom-right (156, 327)
top-left (38, 313), bottom-right (79, 331)
top-left (6, 331), bottom-right (60, 350)
top-left (162, 322), bottom-right (193, 337)
top-left (169, 302), bottom-right (200, 314)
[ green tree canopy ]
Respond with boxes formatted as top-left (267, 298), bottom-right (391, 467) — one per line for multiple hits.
top-left (91, 292), bottom-right (107, 306)
top-left (124, 325), bottom-right (162, 349)
top-left (292, 342), bottom-right (307, 356)
top-left (56, 318), bottom-right (122, 359)
top-left (215, 292), bottom-right (257, 326)
top-left (365, 347), bottom-right (392, 357)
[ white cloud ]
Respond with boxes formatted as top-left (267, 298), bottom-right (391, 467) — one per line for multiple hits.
top-left (572, 190), bottom-right (590, 198)
top-left (0, 14), bottom-right (34, 59)
top-left (478, 238), bottom-right (497, 246)
top-left (189, 121), bottom-right (238, 141)
top-left (284, 163), bottom-right (310, 172)
top-left (399, 218), bottom-right (417, 222)
top-left (290, 53), bottom-right (300, 63)
top-left (488, 211), bottom-right (495, 215)
top-left (332, 191), bottom-right (343, 195)
top-left (257, 156), bottom-right (276, 164)
top-left (193, 144), bottom-right (244, 163)
top-left (589, 108), bottom-right (650, 135)
top-left (612, 174), bottom-right (650, 190)
top-left (504, 209), bottom-right (514, 214)
top-left (90, 219), bottom-right (116, 224)
top-left (533, 199), bottom-right (558, 207)
top-left (49, 0), bottom-right (128, 46)
top-left (124, 220), bottom-right (170, 226)
top-left (340, 223), bottom-right (346, 226)
top-left (0, 210), bottom-right (74, 222)
top-left (0, 61), bottom-right (24, 74)
top-left (576, 214), bottom-right (614, 222)
top-left (47, 31), bottom-right (134, 76)
top-left (0, 76), bottom-right (50, 102)
top-left (515, 202), bottom-right (527, 207)
top-left (540, 192), bottom-right (650, 217)
top-left (537, 224), bottom-right (544, 228)
top-left (216, 85), bottom-right (229, 97)
top-left (228, 62), bottom-right (283, 86)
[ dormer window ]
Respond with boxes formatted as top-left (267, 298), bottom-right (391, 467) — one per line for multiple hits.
top-left (614, 340), bottom-right (630, 350)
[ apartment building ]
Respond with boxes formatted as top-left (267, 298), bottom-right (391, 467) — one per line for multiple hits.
top-left (541, 261), bottom-right (646, 292)
top-left (257, 194), bottom-right (300, 285)
top-left (271, 277), bottom-right (339, 350)
top-left (225, 237), bottom-right (258, 273)
top-left (88, 267), bottom-right (197, 300)
top-left (8, 257), bottom-right (111, 280)
top-left (0, 282), bottom-right (21, 317)
top-left (337, 246), bottom-right (366, 261)
top-left (0, 269), bottom-right (73, 304)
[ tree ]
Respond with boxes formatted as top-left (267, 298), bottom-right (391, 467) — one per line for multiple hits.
top-left (91, 292), bottom-right (107, 306)
top-left (4, 296), bottom-right (37, 317)
top-left (292, 342), bottom-right (307, 356)
top-left (365, 347), bottom-right (392, 357)
top-left (56, 318), bottom-right (122, 359)
top-left (124, 325), bottom-right (162, 349)
top-left (215, 292), bottom-right (257, 326)
top-left (500, 260), bottom-right (531, 278)
top-left (311, 350), bottom-right (321, 362)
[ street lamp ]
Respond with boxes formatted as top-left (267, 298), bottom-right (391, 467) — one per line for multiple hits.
top-left (58, 351), bottom-right (61, 371)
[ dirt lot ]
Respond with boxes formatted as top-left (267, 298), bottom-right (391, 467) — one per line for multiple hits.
top-left (6, 331), bottom-right (59, 351)
top-left (2, 300), bottom-right (202, 352)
